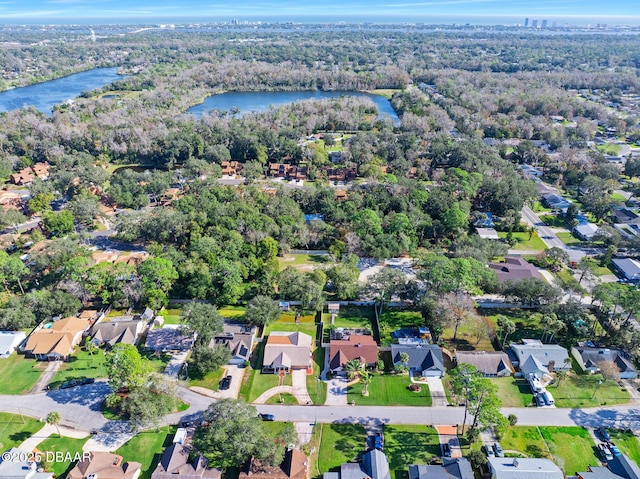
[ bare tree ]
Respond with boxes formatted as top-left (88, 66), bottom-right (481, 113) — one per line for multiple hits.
top-left (598, 360), bottom-right (621, 382)
top-left (436, 292), bottom-right (476, 341)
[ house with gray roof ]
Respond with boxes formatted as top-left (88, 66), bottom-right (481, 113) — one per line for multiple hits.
top-left (455, 351), bottom-right (514, 377)
top-left (145, 326), bottom-right (195, 352)
top-left (391, 344), bottom-right (444, 377)
top-left (574, 223), bottom-right (599, 241)
top-left (611, 258), bottom-right (640, 283)
top-left (608, 453), bottom-right (640, 479)
top-left (510, 340), bottom-right (570, 375)
top-left (408, 458), bottom-right (474, 479)
top-left (488, 257), bottom-right (543, 283)
top-left (151, 443), bottom-right (221, 479)
top-left (579, 466), bottom-right (627, 479)
top-left (0, 448), bottom-right (53, 479)
top-left (210, 321), bottom-right (257, 365)
top-left (0, 331), bottom-right (26, 358)
top-left (324, 449), bottom-right (391, 479)
top-left (89, 320), bottom-right (145, 349)
top-left (572, 346), bottom-right (637, 379)
top-left (488, 458), bottom-right (563, 479)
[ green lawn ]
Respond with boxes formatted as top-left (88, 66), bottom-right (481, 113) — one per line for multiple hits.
top-left (0, 413), bottom-right (43, 450)
top-left (498, 231), bottom-right (547, 251)
top-left (593, 265), bottom-right (615, 277)
top-left (36, 434), bottom-right (90, 478)
top-left (500, 426), bottom-right (549, 458)
top-left (265, 312), bottom-right (318, 338)
top-left (277, 253), bottom-right (330, 272)
top-left (240, 368), bottom-right (292, 402)
top-left (50, 349), bottom-right (108, 388)
top-left (317, 423), bottom-right (366, 473)
top-left (378, 310), bottom-right (423, 346)
top-left (265, 393), bottom-right (299, 404)
top-left (550, 373), bottom-right (629, 408)
top-left (556, 232), bottom-right (581, 246)
top-left (219, 305), bottom-right (247, 319)
top-left (607, 429), bottom-right (640, 464)
top-left (480, 309), bottom-right (543, 345)
top-left (441, 315), bottom-right (497, 352)
top-left (329, 305), bottom-right (375, 330)
top-left (491, 377), bottom-right (534, 407)
top-left (116, 427), bottom-right (176, 479)
top-left (188, 367), bottom-right (226, 390)
top-left (139, 349), bottom-right (173, 374)
top-left (307, 347), bottom-right (327, 405)
top-left (347, 374), bottom-right (432, 406)
top-left (611, 192), bottom-right (627, 202)
top-left (160, 308), bottom-right (181, 325)
top-left (540, 427), bottom-right (599, 475)
top-left (533, 201), bottom-right (552, 213)
top-left (0, 353), bottom-right (46, 394)
top-left (384, 425), bottom-right (441, 479)
top-left (539, 215), bottom-right (567, 227)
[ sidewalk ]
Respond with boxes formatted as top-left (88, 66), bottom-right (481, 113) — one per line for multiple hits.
top-left (19, 423), bottom-right (89, 452)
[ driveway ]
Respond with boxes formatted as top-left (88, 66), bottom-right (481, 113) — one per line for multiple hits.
top-left (29, 361), bottom-right (63, 394)
top-left (189, 364), bottom-right (245, 399)
top-left (434, 425), bottom-right (462, 458)
top-left (424, 377), bottom-right (448, 407)
top-left (164, 351), bottom-right (190, 378)
top-left (325, 376), bottom-right (348, 405)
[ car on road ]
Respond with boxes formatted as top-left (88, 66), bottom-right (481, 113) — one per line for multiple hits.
top-left (482, 445), bottom-right (495, 457)
top-left (493, 442), bottom-right (504, 457)
top-left (598, 427), bottom-right (611, 442)
top-left (258, 413), bottom-right (275, 421)
top-left (442, 444), bottom-right (451, 457)
top-left (219, 375), bottom-right (232, 390)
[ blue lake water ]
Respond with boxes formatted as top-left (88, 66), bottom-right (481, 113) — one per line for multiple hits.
top-left (0, 67), bottom-right (123, 115)
top-left (187, 90), bottom-right (400, 125)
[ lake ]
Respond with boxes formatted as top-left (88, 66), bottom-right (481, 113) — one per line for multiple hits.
top-left (187, 90), bottom-right (400, 125)
top-left (0, 67), bottom-right (124, 115)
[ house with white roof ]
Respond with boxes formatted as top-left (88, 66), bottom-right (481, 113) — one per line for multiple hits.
top-left (0, 331), bottom-right (26, 358)
top-left (510, 340), bottom-right (570, 376)
top-left (488, 458), bottom-right (563, 479)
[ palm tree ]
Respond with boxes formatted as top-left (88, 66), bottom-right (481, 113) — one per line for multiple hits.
top-left (344, 359), bottom-right (363, 381)
top-left (360, 370), bottom-right (372, 396)
top-left (46, 411), bottom-right (61, 436)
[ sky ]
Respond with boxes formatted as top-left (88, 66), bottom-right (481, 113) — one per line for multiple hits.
top-left (1, 0), bottom-right (639, 24)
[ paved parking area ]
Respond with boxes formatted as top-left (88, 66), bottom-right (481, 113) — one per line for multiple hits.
top-left (435, 425), bottom-right (462, 458)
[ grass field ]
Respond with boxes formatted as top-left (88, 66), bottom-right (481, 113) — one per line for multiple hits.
top-left (36, 434), bottom-right (90, 478)
top-left (139, 349), bottom-right (172, 374)
top-left (550, 373), bottom-right (629, 408)
top-left (0, 353), bottom-right (46, 394)
top-left (219, 305), bottom-right (247, 319)
top-left (347, 374), bottom-right (432, 406)
top-left (0, 413), bottom-right (43, 450)
top-left (498, 231), bottom-right (547, 251)
top-left (480, 309), bottom-right (543, 345)
top-left (500, 426), bottom-right (549, 458)
top-left (556, 232), bottom-right (581, 246)
top-left (533, 201), bottom-right (552, 213)
top-left (188, 367), bottom-right (225, 390)
top-left (316, 423), bottom-right (366, 473)
top-left (265, 393), bottom-right (299, 404)
top-left (328, 305), bottom-right (375, 330)
top-left (378, 310), bottom-right (423, 346)
top-left (384, 425), bottom-right (441, 479)
top-left (307, 347), bottom-right (327, 405)
top-left (277, 253), bottom-right (330, 272)
top-left (50, 348), bottom-right (108, 388)
top-left (441, 314), bottom-right (497, 352)
top-left (116, 427), bottom-right (176, 479)
top-left (539, 215), bottom-right (567, 227)
top-left (491, 377), bottom-right (535, 407)
top-left (540, 427), bottom-right (599, 474)
top-left (265, 312), bottom-right (318, 338)
top-left (160, 308), bottom-right (181, 325)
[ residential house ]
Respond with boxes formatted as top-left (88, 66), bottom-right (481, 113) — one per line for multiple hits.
top-left (9, 168), bottom-right (34, 186)
top-left (328, 333), bottom-right (378, 373)
top-left (221, 161), bottom-right (243, 177)
top-left (23, 317), bottom-right (91, 361)
top-left (510, 340), bottom-right (570, 377)
top-left (89, 320), bottom-right (145, 349)
top-left (391, 344), bottom-right (445, 377)
top-left (612, 208), bottom-right (640, 224)
top-left (488, 458), bottom-right (563, 479)
top-left (0, 331), bottom-right (26, 358)
top-left (145, 326), bottom-right (195, 352)
top-left (335, 190), bottom-right (349, 202)
top-left (269, 164), bottom-right (309, 181)
top-left (476, 227), bottom-right (500, 240)
top-left (68, 452), bottom-right (141, 479)
top-left (324, 449), bottom-right (390, 479)
top-left (0, 448), bottom-right (53, 479)
top-left (239, 449), bottom-right (308, 479)
top-left (573, 223), bottom-right (599, 241)
top-left (607, 454), bottom-right (640, 479)
top-left (262, 331), bottom-right (312, 373)
top-left (572, 346), bottom-right (638, 379)
top-left (541, 193), bottom-right (572, 212)
top-left (579, 467), bottom-right (629, 479)
top-left (0, 189), bottom-right (28, 212)
top-left (455, 351), bottom-right (514, 377)
top-left (488, 257), bottom-right (543, 283)
top-left (31, 162), bottom-right (50, 179)
top-left (151, 443), bottom-right (222, 479)
top-left (329, 151), bottom-right (343, 163)
top-left (611, 258), bottom-right (640, 283)
top-left (210, 321), bottom-right (257, 365)
top-left (408, 458), bottom-right (474, 479)
top-left (326, 167), bottom-right (357, 183)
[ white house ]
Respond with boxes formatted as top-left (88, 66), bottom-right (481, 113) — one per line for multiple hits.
top-left (0, 331), bottom-right (26, 358)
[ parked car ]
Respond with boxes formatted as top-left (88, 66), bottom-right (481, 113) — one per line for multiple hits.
top-left (609, 443), bottom-right (621, 456)
top-left (493, 442), bottom-right (504, 457)
top-left (482, 445), bottom-right (495, 457)
top-left (535, 394), bottom-right (545, 407)
top-left (598, 427), bottom-right (611, 442)
top-left (258, 413), bottom-right (275, 421)
top-left (598, 443), bottom-right (614, 461)
top-left (374, 432), bottom-right (383, 450)
top-left (80, 377), bottom-right (95, 385)
top-left (442, 444), bottom-right (451, 457)
top-left (60, 380), bottom-right (79, 389)
top-left (219, 375), bottom-right (232, 390)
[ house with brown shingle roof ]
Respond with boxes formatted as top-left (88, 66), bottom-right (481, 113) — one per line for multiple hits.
top-left (151, 443), bottom-right (221, 479)
top-left (68, 452), bottom-right (141, 479)
top-left (239, 449), bottom-right (308, 479)
top-left (262, 332), bottom-right (312, 374)
top-left (10, 168), bottom-right (34, 186)
top-left (23, 317), bottom-right (91, 361)
top-left (31, 162), bottom-right (50, 179)
top-left (329, 333), bottom-right (378, 373)
top-left (455, 351), bottom-right (514, 377)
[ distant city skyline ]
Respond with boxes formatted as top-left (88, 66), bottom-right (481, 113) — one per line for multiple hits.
top-left (1, 0), bottom-right (639, 24)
